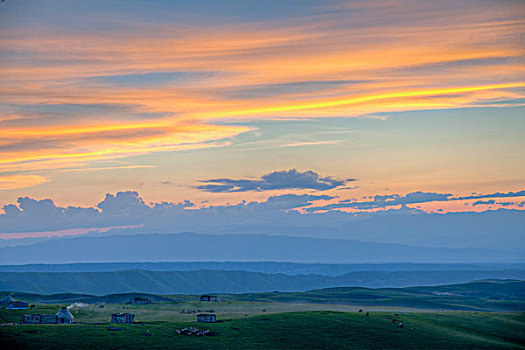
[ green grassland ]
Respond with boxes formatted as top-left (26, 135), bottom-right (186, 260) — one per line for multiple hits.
top-left (1, 280), bottom-right (524, 349)
top-left (3, 279), bottom-right (523, 312)
top-left (1, 306), bottom-right (524, 349)
top-left (0, 299), bottom-right (411, 325)
top-left (229, 280), bottom-right (525, 312)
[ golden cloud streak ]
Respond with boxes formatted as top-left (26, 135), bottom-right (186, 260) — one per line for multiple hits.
top-left (0, 124), bottom-right (251, 168)
top-left (2, 121), bottom-right (173, 137)
top-left (0, 174), bottom-right (49, 190)
top-left (196, 83), bottom-right (525, 119)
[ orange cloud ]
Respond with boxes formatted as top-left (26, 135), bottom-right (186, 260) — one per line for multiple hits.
top-left (0, 174), bottom-right (49, 190)
top-left (196, 83), bottom-right (525, 120)
top-left (0, 123), bottom-right (251, 172)
top-left (0, 0), bottom-right (523, 180)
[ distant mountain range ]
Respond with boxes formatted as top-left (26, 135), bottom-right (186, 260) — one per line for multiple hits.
top-left (1, 261), bottom-right (524, 275)
top-left (0, 232), bottom-right (521, 265)
top-left (1, 268), bottom-right (524, 295)
top-left (208, 209), bottom-right (525, 252)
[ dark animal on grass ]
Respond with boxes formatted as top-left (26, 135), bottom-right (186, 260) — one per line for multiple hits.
top-left (358, 309), bottom-right (363, 313)
top-left (29, 304), bottom-right (35, 309)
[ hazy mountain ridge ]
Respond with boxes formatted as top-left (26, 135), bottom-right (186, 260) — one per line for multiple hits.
top-left (2, 261), bottom-right (524, 275)
top-left (1, 269), bottom-right (524, 295)
top-left (209, 209), bottom-right (525, 252)
top-left (0, 232), bottom-right (520, 265)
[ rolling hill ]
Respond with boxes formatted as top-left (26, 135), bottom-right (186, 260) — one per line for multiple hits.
top-left (1, 268), bottom-right (524, 295)
top-left (1, 279), bottom-right (524, 312)
top-left (233, 279), bottom-right (525, 311)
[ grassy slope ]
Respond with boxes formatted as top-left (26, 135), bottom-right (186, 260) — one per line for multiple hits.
top-left (1, 311), bottom-right (524, 349)
top-left (225, 280), bottom-right (525, 311)
top-left (2, 269), bottom-right (525, 295)
top-left (2, 279), bottom-right (524, 312)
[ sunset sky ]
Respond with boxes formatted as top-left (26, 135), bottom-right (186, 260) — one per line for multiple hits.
top-left (1, 0), bottom-right (524, 236)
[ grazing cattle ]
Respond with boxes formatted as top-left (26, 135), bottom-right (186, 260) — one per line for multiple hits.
top-left (392, 319), bottom-right (397, 324)
top-left (393, 313), bottom-right (399, 316)
top-left (399, 323), bottom-right (404, 328)
top-left (29, 304), bottom-right (35, 309)
top-left (365, 312), bottom-right (369, 317)
top-left (358, 309), bottom-right (363, 313)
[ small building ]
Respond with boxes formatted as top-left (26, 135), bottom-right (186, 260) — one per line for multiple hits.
top-left (111, 313), bottom-right (135, 323)
top-left (22, 314), bottom-right (42, 324)
top-left (200, 295), bottom-right (217, 302)
top-left (42, 314), bottom-right (59, 324)
top-left (134, 297), bottom-right (152, 304)
top-left (0, 295), bottom-right (15, 307)
top-left (22, 314), bottom-right (57, 324)
top-left (56, 307), bottom-right (74, 324)
top-left (6, 301), bottom-right (29, 310)
top-left (197, 313), bottom-right (216, 323)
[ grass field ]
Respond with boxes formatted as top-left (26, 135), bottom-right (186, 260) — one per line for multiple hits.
top-left (1, 300), bottom-right (524, 349)
top-left (227, 280), bottom-right (525, 312)
top-left (3, 279), bottom-right (523, 312)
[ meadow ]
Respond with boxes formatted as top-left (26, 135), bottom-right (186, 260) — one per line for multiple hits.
top-left (1, 297), bottom-right (524, 349)
top-left (1, 280), bottom-right (524, 349)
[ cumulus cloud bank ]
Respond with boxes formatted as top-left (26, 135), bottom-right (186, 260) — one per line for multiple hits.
top-left (197, 169), bottom-right (355, 193)
top-left (0, 191), bottom-right (334, 234)
top-left (1, 190), bottom-right (524, 253)
top-left (2, 187), bottom-right (524, 235)
top-left (1, 189), bottom-right (525, 252)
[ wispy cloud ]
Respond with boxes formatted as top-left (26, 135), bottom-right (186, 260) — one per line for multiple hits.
top-left (473, 199), bottom-right (496, 206)
top-left (278, 140), bottom-right (342, 148)
top-left (0, 0), bottom-right (523, 178)
top-left (0, 174), bottom-right (49, 190)
top-left (307, 190), bottom-right (525, 211)
top-left (36, 165), bottom-right (157, 173)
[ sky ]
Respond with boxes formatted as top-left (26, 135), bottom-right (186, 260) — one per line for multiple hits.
top-left (0, 0), bottom-right (524, 239)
